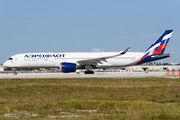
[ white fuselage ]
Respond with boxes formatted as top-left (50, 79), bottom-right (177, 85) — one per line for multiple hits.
top-left (3, 52), bottom-right (144, 68)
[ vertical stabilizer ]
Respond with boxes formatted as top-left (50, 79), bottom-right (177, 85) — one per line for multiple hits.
top-left (136, 30), bottom-right (173, 64)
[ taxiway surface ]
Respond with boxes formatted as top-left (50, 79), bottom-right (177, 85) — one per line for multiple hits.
top-left (0, 72), bottom-right (165, 79)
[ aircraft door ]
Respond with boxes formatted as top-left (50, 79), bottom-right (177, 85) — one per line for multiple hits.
top-left (18, 57), bottom-right (23, 63)
top-left (49, 57), bottom-right (54, 67)
top-left (13, 57), bottom-right (18, 64)
top-left (49, 57), bottom-right (54, 62)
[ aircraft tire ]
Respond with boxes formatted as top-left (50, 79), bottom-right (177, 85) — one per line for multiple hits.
top-left (84, 71), bottom-right (94, 74)
top-left (14, 71), bottom-right (17, 75)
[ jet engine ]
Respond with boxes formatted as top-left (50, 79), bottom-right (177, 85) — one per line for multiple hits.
top-left (60, 62), bottom-right (76, 73)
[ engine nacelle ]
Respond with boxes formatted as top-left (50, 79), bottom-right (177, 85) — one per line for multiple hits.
top-left (60, 62), bottom-right (76, 73)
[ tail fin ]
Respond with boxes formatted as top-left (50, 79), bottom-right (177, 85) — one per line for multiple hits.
top-left (136, 30), bottom-right (173, 64)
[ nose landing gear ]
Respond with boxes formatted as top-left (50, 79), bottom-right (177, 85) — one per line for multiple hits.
top-left (13, 68), bottom-right (17, 75)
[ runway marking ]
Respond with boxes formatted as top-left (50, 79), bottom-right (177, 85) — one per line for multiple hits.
top-left (55, 76), bottom-right (81, 78)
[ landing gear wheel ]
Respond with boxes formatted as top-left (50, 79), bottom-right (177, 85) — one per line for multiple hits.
top-left (84, 71), bottom-right (94, 74)
top-left (14, 71), bottom-right (17, 75)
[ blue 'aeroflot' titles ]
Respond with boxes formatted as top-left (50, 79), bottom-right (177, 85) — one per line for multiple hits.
top-left (3, 30), bottom-right (174, 74)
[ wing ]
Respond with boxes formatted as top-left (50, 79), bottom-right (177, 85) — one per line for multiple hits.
top-left (77, 47), bottom-right (130, 65)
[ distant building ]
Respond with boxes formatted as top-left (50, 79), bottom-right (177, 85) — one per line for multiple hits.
top-left (129, 65), bottom-right (180, 71)
top-left (107, 65), bottom-right (180, 72)
top-left (170, 62), bottom-right (178, 65)
top-left (0, 64), bottom-right (4, 71)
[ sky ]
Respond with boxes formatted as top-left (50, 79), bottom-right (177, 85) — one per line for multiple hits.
top-left (0, 0), bottom-right (180, 64)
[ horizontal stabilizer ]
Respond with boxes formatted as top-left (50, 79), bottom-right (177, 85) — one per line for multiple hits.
top-left (151, 53), bottom-right (175, 59)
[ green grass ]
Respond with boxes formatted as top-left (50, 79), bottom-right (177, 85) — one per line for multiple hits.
top-left (0, 77), bottom-right (180, 119)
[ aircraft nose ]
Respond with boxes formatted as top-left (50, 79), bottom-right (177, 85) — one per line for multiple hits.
top-left (3, 61), bottom-right (8, 67)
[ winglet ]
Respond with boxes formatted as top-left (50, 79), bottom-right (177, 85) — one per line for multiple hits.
top-left (120, 47), bottom-right (130, 55)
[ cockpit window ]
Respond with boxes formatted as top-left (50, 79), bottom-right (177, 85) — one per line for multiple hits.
top-left (8, 58), bottom-right (13, 60)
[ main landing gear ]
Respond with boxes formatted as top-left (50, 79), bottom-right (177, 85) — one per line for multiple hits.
top-left (84, 65), bottom-right (94, 74)
top-left (84, 71), bottom-right (94, 74)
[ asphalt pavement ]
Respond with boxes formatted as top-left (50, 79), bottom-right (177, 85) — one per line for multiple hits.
top-left (0, 72), bottom-right (166, 79)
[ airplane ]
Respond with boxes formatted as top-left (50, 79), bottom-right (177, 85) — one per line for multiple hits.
top-left (3, 30), bottom-right (174, 74)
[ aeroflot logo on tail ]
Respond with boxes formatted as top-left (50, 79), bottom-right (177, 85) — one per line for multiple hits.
top-left (24, 54), bottom-right (66, 58)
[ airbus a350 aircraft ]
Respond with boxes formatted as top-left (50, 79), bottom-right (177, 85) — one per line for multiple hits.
top-left (3, 30), bottom-right (174, 74)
